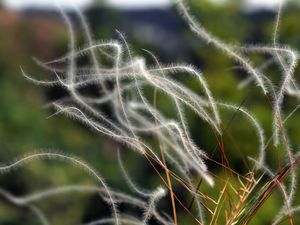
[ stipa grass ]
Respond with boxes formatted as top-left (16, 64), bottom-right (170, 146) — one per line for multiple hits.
top-left (1, 0), bottom-right (300, 224)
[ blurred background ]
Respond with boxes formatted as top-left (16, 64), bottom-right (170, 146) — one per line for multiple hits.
top-left (0, 0), bottom-right (300, 224)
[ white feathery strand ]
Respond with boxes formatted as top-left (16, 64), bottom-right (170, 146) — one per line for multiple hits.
top-left (117, 150), bottom-right (153, 197)
top-left (71, 3), bottom-right (110, 94)
top-left (0, 152), bottom-right (120, 225)
top-left (177, 0), bottom-right (267, 94)
top-left (0, 189), bottom-right (50, 225)
top-left (218, 102), bottom-right (266, 168)
top-left (142, 187), bottom-right (167, 224)
top-left (55, 2), bottom-right (76, 86)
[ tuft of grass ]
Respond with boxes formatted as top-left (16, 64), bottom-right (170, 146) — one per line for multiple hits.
top-left (1, 0), bottom-right (300, 224)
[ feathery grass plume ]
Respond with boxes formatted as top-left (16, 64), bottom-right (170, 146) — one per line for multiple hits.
top-left (271, 0), bottom-right (299, 150)
top-left (237, 59), bottom-right (276, 90)
top-left (177, 0), bottom-right (268, 94)
top-left (142, 187), bottom-right (167, 224)
top-left (1, 184), bottom-right (173, 225)
top-left (248, 2), bottom-right (299, 214)
top-left (71, 2), bottom-right (110, 95)
top-left (0, 152), bottom-right (120, 225)
top-left (217, 102), bottom-right (266, 168)
top-left (117, 149), bottom-right (154, 197)
top-left (24, 25), bottom-right (219, 186)
top-left (0, 188), bottom-right (50, 225)
top-left (2, 0), bottom-right (300, 224)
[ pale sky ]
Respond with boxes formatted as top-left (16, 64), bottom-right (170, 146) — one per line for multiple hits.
top-left (3, 0), bottom-right (284, 10)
